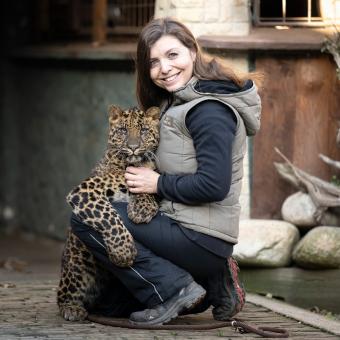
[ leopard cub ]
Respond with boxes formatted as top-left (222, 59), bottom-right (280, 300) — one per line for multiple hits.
top-left (58, 105), bottom-right (160, 321)
top-left (67, 105), bottom-right (160, 267)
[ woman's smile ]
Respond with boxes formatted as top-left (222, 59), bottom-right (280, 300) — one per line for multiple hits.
top-left (161, 72), bottom-right (181, 86)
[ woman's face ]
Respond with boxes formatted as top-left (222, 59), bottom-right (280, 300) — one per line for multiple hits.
top-left (149, 35), bottom-right (196, 92)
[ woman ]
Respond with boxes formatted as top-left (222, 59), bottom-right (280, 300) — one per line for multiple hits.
top-left (71, 17), bottom-right (261, 325)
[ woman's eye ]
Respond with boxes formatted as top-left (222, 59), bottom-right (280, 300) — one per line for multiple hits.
top-left (150, 59), bottom-right (159, 68)
top-left (168, 52), bottom-right (178, 59)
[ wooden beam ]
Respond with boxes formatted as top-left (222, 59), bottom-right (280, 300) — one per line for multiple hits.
top-left (92, 0), bottom-right (107, 45)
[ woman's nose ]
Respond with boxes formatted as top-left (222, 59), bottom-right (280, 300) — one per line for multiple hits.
top-left (160, 60), bottom-right (172, 73)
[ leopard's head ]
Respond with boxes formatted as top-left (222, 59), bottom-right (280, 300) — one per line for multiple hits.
top-left (107, 105), bottom-right (160, 165)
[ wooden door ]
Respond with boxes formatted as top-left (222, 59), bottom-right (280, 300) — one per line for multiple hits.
top-left (251, 54), bottom-right (340, 218)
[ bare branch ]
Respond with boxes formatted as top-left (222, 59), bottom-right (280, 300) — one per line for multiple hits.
top-left (274, 148), bottom-right (340, 209)
top-left (319, 153), bottom-right (340, 170)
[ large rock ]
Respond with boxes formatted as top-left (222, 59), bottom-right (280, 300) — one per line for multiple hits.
top-left (233, 219), bottom-right (300, 267)
top-left (292, 226), bottom-right (340, 269)
top-left (281, 191), bottom-right (340, 228)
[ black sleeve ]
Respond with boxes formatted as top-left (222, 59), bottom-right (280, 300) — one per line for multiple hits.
top-left (157, 100), bottom-right (237, 204)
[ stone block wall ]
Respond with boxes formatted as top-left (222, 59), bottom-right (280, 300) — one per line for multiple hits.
top-left (155, 0), bottom-right (250, 37)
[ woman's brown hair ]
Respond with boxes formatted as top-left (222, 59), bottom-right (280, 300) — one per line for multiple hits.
top-left (136, 17), bottom-right (254, 110)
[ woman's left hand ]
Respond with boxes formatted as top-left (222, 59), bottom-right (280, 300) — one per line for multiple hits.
top-left (125, 167), bottom-right (160, 194)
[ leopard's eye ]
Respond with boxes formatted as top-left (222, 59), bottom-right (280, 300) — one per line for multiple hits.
top-left (140, 127), bottom-right (149, 134)
top-left (116, 127), bottom-right (127, 134)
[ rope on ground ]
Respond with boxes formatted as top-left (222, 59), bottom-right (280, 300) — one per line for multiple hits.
top-left (87, 314), bottom-right (289, 338)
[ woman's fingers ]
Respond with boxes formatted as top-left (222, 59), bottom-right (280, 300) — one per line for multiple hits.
top-left (124, 167), bottom-right (159, 194)
top-left (125, 166), bottom-right (140, 174)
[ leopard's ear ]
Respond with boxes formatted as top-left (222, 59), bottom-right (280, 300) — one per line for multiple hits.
top-left (108, 105), bottom-right (122, 122)
top-left (145, 106), bottom-right (160, 120)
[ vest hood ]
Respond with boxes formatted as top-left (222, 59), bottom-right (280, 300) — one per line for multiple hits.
top-left (171, 76), bottom-right (261, 136)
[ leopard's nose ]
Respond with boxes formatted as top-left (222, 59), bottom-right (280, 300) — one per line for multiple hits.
top-left (129, 143), bottom-right (139, 152)
top-left (127, 133), bottom-right (140, 152)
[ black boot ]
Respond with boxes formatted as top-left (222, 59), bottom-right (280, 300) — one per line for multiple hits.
top-left (129, 281), bottom-right (206, 325)
top-left (209, 257), bottom-right (246, 321)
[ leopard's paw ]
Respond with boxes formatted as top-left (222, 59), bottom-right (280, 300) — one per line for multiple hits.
top-left (127, 203), bottom-right (158, 224)
top-left (60, 304), bottom-right (88, 321)
top-left (108, 238), bottom-right (137, 267)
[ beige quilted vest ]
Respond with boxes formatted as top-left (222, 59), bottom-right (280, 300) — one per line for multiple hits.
top-left (156, 77), bottom-right (261, 244)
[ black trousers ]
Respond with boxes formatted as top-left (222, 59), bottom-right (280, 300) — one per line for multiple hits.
top-left (71, 202), bottom-right (227, 315)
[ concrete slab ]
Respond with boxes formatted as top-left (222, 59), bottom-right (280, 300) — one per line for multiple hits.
top-left (247, 293), bottom-right (340, 336)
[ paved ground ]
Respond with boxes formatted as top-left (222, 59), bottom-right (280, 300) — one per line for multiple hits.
top-left (0, 232), bottom-right (339, 339)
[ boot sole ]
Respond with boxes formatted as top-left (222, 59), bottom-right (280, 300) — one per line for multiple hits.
top-left (129, 285), bottom-right (206, 326)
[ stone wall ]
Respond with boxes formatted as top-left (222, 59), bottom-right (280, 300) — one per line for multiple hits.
top-left (155, 0), bottom-right (250, 37)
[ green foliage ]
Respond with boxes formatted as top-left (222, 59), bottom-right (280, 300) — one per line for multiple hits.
top-left (330, 175), bottom-right (340, 186)
top-left (217, 329), bottom-right (224, 336)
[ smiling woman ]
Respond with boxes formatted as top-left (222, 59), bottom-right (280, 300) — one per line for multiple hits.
top-left (70, 16), bottom-right (261, 327)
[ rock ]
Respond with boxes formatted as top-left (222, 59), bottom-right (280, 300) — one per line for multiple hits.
top-left (281, 192), bottom-right (316, 227)
top-left (281, 191), bottom-right (340, 228)
top-left (292, 226), bottom-right (340, 269)
top-left (233, 219), bottom-right (300, 267)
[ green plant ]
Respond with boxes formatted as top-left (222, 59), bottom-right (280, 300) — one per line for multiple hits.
top-left (217, 329), bottom-right (224, 337)
top-left (330, 175), bottom-right (340, 186)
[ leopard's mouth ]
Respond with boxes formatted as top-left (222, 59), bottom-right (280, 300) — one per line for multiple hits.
top-left (126, 155), bottom-right (143, 165)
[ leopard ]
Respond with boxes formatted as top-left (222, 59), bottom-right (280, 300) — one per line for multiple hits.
top-left (57, 105), bottom-right (160, 321)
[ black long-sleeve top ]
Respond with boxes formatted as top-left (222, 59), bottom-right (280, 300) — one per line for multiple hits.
top-left (157, 100), bottom-right (237, 204)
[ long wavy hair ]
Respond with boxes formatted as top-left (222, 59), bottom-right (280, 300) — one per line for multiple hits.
top-left (136, 17), bottom-right (255, 110)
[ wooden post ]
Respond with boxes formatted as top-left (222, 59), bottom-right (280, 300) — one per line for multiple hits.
top-left (251, 55), bottom-right (340, 219)
top-left (34, 0), bottom-right (50, 41)
top-left (92, 0), bottom-right (107, 45)
top-left (71, 0), bottom-right (81, 33)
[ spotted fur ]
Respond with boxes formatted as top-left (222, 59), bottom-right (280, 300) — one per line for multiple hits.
top-left (57, 105), bottom-right (160, 321)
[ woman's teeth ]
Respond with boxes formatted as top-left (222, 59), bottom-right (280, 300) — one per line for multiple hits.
top-left (164, 74), bottom-right (178, 82)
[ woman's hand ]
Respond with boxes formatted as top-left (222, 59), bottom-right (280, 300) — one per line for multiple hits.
top-left (125, 167), bottom-right (160, 194)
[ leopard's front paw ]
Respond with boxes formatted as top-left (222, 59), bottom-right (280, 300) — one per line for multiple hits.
top-left (60, 304), bottom-right (88, 321)
top-left (127, 202), bottom-right (158, 224)
top-left (107, 238), bottom-right (137, 267)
